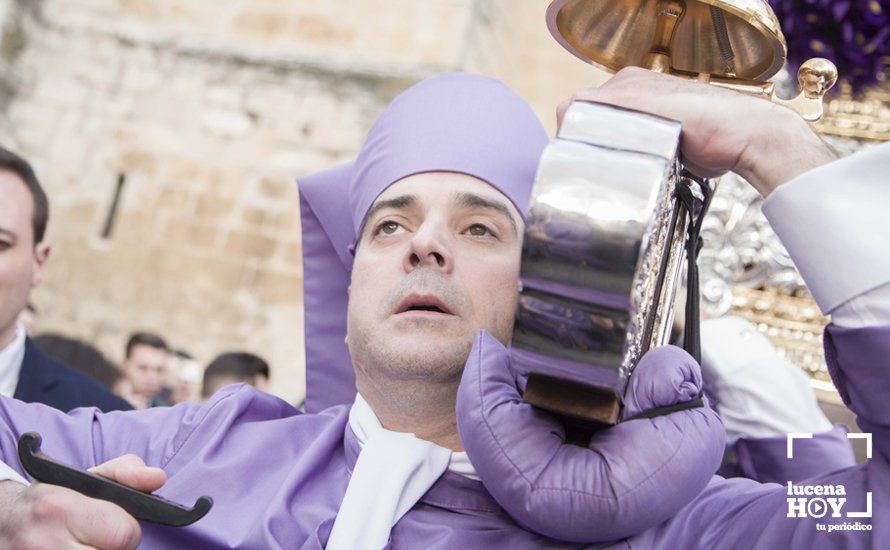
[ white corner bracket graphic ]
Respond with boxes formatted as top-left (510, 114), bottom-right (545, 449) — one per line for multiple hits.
top-left (786, 433), bottom-right (814, 459)
top-left (848, 492), bottom-right (873, 518)
top-left (847, 432), bottom-right (873, 459)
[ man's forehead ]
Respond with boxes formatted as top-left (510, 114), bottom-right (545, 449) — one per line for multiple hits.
top-left (131, 344), bottom-right (168, 361)
top-left (372, 171), bottom-right (519, 216)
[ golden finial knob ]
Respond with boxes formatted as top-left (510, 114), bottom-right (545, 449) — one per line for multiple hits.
top-left (771, 57), bottom-right (839, 121)
top-left (798, 58), bottom-right (839, 100)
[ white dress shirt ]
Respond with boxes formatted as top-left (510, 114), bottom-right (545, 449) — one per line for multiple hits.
top-left (0, 325), bottom-right (30, 485)
top-left (761, 143), bottom-right (890, 322)
top-left (0, 325), bottom-right (25, 399)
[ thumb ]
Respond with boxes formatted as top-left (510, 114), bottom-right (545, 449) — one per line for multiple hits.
top-left (89, 454), bottom-right (167, 493)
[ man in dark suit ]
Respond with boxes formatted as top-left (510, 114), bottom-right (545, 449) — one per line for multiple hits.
top-left (0, 146), bottom-right (131, 412)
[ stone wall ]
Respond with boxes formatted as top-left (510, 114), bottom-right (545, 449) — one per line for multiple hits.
top-left (0, 0), bottom-right (607, 404)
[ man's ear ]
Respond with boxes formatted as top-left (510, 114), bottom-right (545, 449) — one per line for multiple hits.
top-left (30, 242), bottom-right (51, 287)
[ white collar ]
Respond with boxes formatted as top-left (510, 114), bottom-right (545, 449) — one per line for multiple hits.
top-left (0, 325), bottom-right (27, 398)
top-left (349, 392), bottom-right (479, 479)
top-left (327, 394), bottom-right (479, 549)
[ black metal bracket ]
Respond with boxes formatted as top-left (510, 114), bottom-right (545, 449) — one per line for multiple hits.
top-left (17, 432), bottom-right (212, 527)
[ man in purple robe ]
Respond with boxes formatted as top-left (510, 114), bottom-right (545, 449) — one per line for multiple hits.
top-left (0, 69), bottom-right (886, 549)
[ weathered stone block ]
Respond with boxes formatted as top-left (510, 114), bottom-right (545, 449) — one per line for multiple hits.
top-left (225, 230), bottom-right (277, 260)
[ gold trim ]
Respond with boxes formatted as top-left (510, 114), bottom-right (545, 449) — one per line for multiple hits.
top-left (815, 79), bottom-right (890, 141)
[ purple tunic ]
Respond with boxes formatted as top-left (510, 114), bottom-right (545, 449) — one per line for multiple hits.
top-left (0, 323), bottom-right (885, 548)
top-left (0, 388), bottom-right (577, 548)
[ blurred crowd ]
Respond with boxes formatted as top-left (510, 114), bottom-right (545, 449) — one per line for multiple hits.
top-left (1, 146), bottom-right (273, 413)
top-left (33, 322), bottom-right (270, 409)
top-left (24, 303), bottom-right (269, 409)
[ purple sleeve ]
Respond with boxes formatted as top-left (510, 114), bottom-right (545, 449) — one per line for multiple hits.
top-left (729, 425), bottom-right (856, 484)
top-left (634, 324), bottom-right (890, 548)
top-left (824, 324), bottom-right (890, 461)
top-left (0, 386), bottom-right (244, 479)
top-left (721, 322), bottom-right (889, 485)
top-left (637, 464), bottom-right (878, 549)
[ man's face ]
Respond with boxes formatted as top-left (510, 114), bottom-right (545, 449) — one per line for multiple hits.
top-left (347, 172), bottom-right (524, 383)
top-left (123, 344), bottom-right (167, 398)
top-left (0, 170), bottom-right (49, 347)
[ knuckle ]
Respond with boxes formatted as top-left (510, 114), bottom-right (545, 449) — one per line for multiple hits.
top-left (106, 517), bottom-right (141, 550)
top-left (29, 491), bottom-right (66, 522)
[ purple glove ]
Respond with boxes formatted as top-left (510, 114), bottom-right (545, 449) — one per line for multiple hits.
top-left (456, 330), bottom-right (725, 543)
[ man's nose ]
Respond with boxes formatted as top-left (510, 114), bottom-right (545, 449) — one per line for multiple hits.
top-left (404, 223), bottom-right (454, 274)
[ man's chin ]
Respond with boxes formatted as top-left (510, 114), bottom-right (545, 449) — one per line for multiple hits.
top-left (382, 332), bottom-right (472, 364)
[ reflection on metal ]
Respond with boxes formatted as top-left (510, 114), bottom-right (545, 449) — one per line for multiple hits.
top-left (546, 0), bottom-right (838, 120)
top-left (514, 101), bottom-right (691, 426)
top-left (547, 0), bottom-right (786, 79)
top-left (534, 0), bottom-right (863, 419)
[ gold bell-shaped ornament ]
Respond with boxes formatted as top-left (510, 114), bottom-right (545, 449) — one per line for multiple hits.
top-left (546, 0), bottom-right (838, 120)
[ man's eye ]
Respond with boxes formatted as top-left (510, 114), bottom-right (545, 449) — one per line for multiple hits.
top-left (466, 224), bottom-right (492, 237)
top-left (377, 221), bottom-right (403, 236)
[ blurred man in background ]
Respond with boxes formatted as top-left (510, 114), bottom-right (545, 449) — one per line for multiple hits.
top-left (117, 331), bottom-right (169, 408)
top-left (163, 348), bottom-right (202, 404)
top-left (0, 146), bottom-right (131, 412)
top-left (201, 351), bottom-right (270, 400)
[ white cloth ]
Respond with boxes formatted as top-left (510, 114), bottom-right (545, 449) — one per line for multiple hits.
top-left (0, 325), bottom-right (29, 486)
top-left (761, 141), bottom-right (890, 323)
top-left (0, 460), bottom-right (28, 486)
top-left (832, 285), bottom-right (890, 328)
top-left (326, 393), bottom-right (477, 550)
top-left (0, 324), bottom-right (25, 399)
top-left (701, 316), bottom-right (833, 443)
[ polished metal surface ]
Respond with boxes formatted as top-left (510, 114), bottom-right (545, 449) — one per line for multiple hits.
top-left (546, 0), bottom-right (786, 80)
top-left (513, 102), bottom-right (687, 401)
top-left (546, 0), bottom-right (837, 120)
top-left (531, 1), bottom-right (849, 426)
